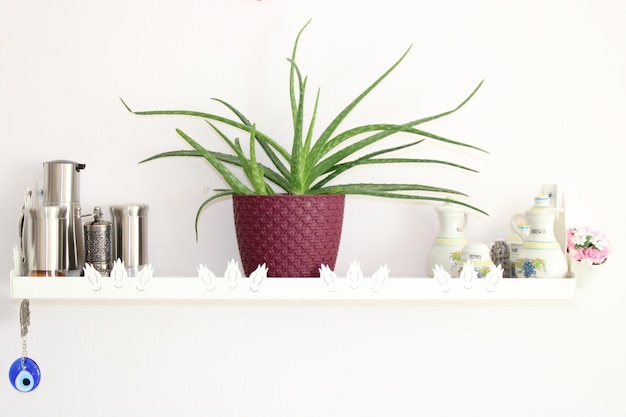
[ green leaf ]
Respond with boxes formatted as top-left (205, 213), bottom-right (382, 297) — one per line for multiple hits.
top-left (290, 19), bottom-right (311, 130)
top-left (194, 190), bottom-right (234, 240)
top-left (141, 149), bottom-right (290, 191)
top-left (212, 98), bottom-right (292, 180)
top-left (247, 124), bottom-right (269, 194)
top-left (404, 80), bottom-right (484, 127)
top-left (313, 157), bottom-right (477, 190)
top-left (123, 99), bottom-right (292, 164)
top-left (175, 129), bottom-right (252, 195)
top-left (309, 184), bottom-right (488, 216)
top-left (308, 124), bottom-right (430, 183)
top-left (308, 45), bottom-right (413, 164)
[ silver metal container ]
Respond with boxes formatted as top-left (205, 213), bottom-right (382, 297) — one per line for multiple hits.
top-left (110, 204), bottom-right (148, 276)
top-left (23, 206), bottom-right (68, 276)
top-left (43, 160), bottom-right (86, 276)
top-left (84, 206), bottom-right (113, 277)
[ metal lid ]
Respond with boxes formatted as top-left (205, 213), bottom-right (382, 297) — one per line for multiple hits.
top-left (43, 160), bottom-right (86, 204)
top-left (110, 204), bottom-right (149, 217)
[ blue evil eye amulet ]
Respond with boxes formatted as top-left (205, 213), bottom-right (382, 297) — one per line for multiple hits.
top-left (9, 357), bottom-right (41, 392)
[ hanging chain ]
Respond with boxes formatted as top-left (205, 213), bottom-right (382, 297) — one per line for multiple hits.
top-left (19, 299), bottom-right (30, 364)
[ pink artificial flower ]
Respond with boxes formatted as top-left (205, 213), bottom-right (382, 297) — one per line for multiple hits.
top-left (566, 226), bottom-right (611, 264)
top-left (571, 246), bottom-right (608, 264)
top-left (582, 246), bottom-right (606, 263)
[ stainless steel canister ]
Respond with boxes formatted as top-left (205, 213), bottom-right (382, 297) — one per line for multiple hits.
top-left (84, 206), bottom-right (113, 276)
top-left (23, 206), bottom-right (68, 276)
top-left (43, 160), bottom-right (86, 276)
top-left (110, 204), bottom-right (148, 276)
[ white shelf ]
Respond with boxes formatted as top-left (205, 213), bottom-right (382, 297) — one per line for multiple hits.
top-left (9, 246), bottom-right (578, 303)
top-left (10, 273), bottom-right (577, 303)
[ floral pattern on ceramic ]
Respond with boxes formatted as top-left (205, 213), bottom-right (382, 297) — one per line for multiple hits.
top-left (452, 243), bottom-right (496, 278)
top-left (515, 257), bottom-right (546, 278)
top-left (458, 262), bottom-right (493, 278)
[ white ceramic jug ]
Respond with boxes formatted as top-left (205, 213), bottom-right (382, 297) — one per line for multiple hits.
top-left (511, 194), bottom-right (568, 278)
top-left (426, 201), bottom-right (468, 277)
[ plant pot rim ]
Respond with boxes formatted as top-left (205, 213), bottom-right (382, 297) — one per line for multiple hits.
top-left (233, 193), bottom-right (344, 197)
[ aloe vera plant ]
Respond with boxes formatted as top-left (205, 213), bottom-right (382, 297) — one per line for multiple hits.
top-left (122, 20), bottom-right (487, 233)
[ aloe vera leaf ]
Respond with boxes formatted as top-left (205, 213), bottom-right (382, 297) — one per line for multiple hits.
top-left (307, 124), bottom-right (429, 182)
top-left (207, 122), bottom-right (255, 185)
top-left (308, 45), bottom-right (412, 163)
top-left (175, 129), bottom-right (252, 195)
top-left (290, 19), bottom-right (311, 130)
top-left (304, 88), bottom-right (320, 155)
top-left (208, 121), bottom-right (271, 194)
top-left (287, 31), bottom-right (308, 193)
top-left (211, 98), bottom-right (291, 180)
top-left (308, 78), bottom-right (484, 171)
top-left (290, 71), bottom-right (308, 193)
top-left (309, 122), bottom-right (487, 185)
top-left (311, 139), bottom-right (425, 188)
top-left (313, 157), bottom-right (477, 190)
top-left (121, 98), bottom-right (292, 163)
top-left (247, 124), bottom-right (268, 194)
top-left (309, 184), bottom-right (487, 215)
top-left (404, 80), bottom-right (484, 126)
top-left (194, 190), bottom-right (234, 240)
top-left (140, 150), bottom-right (290, 191)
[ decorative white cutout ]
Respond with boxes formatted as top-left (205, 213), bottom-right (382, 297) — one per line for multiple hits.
top-left (319, 264), bottom-right (337, 292)
top-left (347, 260), bottom-right (363, 289)
top-left (224, 259), bottom-right (241, 289)
top-left (432, 264), bottom-right (452, 293)
top-left (111, 259), bottom-right (128, 289)
top-left (371, 264), bottom-right (390, 292)
top-left (136, 264), bottom-right (154, 291)
top-left (460, 260), bottom-right (477, 289)
top-left (249, 264), bottom-right (268, 292)
top-left (198, 264), bottom-right (216, 292)
top-left (485, 264), bottom-right (503, 293)
top-left (83, 263), bottom-right (102, 291)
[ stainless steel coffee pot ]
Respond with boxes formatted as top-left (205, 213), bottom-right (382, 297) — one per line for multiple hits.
top-left (43, 160), bottom-right (86, 276)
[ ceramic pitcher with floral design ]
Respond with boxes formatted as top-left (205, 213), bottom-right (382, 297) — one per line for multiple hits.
top-left (511, 194), bottom-right (568, 278)
top-left (426, 201), bottom-right (468, 277)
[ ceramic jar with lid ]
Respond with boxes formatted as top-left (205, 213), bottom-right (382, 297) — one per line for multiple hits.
top-left (457, 243), bottom-right (496, 278)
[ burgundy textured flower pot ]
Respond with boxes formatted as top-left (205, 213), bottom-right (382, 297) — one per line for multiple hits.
top-left (232, 194), bottom-right (345, 277)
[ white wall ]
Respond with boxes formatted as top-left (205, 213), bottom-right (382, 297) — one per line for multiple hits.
top-left (1, 0), bottom-right (624, 415)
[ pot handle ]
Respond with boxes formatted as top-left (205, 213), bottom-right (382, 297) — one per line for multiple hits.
top-left (511, 214), bottom-right (529, 241)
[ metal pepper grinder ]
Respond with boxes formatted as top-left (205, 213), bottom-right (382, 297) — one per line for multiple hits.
top-left (490, 239), bottom-right (511, 278)
top-left (84, 206), bottom-right (113, 276)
